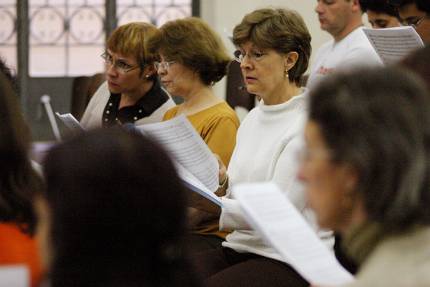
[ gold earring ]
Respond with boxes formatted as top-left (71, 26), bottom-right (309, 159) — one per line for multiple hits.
top-left (284, 69), bottom-right (289, 79)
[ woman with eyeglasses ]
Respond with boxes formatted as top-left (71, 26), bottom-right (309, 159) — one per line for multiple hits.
top-left (80, 22), bottom-right (175, 129)
top-left (299, 67), bottom-right (430, 287)
top-left (192, 8), bottom-right (319, 287)
top-left (148, 17), bottom-right (240, 254)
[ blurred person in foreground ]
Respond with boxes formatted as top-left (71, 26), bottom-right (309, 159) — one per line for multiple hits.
top-left (300, 66), bottom-right (430, 286)
top-left (36, 128), bottom-right (200, 287)
top-left (0, 59), bottom-right (43, 287)
top-left (399, 45), bottom-right (430, 91)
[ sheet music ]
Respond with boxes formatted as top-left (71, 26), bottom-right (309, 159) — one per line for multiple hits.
top-left (55, 112), bottom-right (85, 132)
top-left (137, 115), bottom-right (219, 193)
top-left (233, 182), bottom-right (354, 286)
top-left (363, 26), bottom-right (424, 65)
top-left (176, 162), bottom-right (222, 207)
top-left (41, 95), bottom-right (61, 141)
top-left (0, 265), bottom-right (29, 287)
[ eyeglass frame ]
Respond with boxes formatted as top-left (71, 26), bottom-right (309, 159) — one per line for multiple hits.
top-left (101, 52), bottom-right (142, 74)
top-left (153, 60), bottom-right (176, 71)
top-left (403, 15), bottom-right (427, 29)
top-left (297, 146), bottom-right (335, 165)
top-left (233, 48), bottom-right (268, 63)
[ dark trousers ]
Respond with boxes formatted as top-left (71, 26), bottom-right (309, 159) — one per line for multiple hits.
top-left (192, 247), bottom-right (309, 287)
top-left (185, 234), bottom-right (224, 255)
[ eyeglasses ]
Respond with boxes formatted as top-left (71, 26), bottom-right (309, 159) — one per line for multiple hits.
top-left (402, 15), bottom-right (426, 29)
top-left (101, 52), bottom-right (140, 74)
top-left (154, 61), bottom-right (176, 71)
top-left (233, 49), bottom-right (267, 63)
top-left (297, 147), bottom-right (333, 164)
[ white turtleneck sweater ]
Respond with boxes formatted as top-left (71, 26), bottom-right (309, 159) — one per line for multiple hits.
top-left (220, 91), bottom-right (323, 262)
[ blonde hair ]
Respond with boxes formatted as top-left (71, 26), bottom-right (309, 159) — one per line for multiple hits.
top-left (107, 22), bottom-right (158, 68)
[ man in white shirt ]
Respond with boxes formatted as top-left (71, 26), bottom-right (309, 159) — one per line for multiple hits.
top-left (307, 0), bottom-right (382, 88)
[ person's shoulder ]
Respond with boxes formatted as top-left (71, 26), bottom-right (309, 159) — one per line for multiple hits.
top-left (198, 102), bottom-right (240, 127)
top-left (213, 102), bottom-right (239, 118)
top-left (163, 105), bottom-right (180, 120)
top-left (340, 29), bottom-right (382, 65)
top-left (315, 39), bottom-right (335, 56)
top-left (92, 81), bottom-right (109, 99)
top-left (347, 27), bottom-right (374, 49)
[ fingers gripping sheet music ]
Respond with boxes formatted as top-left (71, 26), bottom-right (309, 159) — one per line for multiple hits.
top-left (233, 182), bottom-right (354, 286)
top-left (55, 113), bottom-right (85, 132)
top-left (136, 115), bottom-right (220, 197)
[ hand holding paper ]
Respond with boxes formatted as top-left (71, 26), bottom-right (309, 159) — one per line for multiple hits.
top-left (136, 115), bottom-right (221, 206)
top-left (55, 112), bottom-right (85, 132)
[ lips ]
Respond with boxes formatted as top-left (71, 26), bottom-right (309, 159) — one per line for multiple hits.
top-left (161, 80), bottom-right (171, 87)
top-left (108, 81), bottom-right (119, 88)
top-left (244, 76), bottom-right (257, 84)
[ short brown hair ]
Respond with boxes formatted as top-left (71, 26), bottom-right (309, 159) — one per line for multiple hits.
top-left (233, 8), bottom-right (311, 85)
top-left (107, 22), bottom-right (158, 68)
top-left (148, 17), bottom-right (231, 86)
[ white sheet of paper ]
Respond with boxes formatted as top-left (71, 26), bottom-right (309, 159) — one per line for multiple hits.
top-left (137, 115), bottom-right (219, 192)
top-left (233, 182), bottom-right (354, 286)
top-left (0, 265), bottom-right (29, 287)
top-left (363, 26), bottom-right (424, 65)
top-left (55, 112), bottom-right (85, 132)
top-left (175, 162), bottom-right (222, 207)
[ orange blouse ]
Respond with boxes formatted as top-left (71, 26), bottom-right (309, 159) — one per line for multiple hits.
top-left (0, 223), bottom-right (42, 287)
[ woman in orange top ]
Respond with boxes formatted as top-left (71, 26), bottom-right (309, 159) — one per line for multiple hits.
top-left (149, 18), bottom-right (240, 253)
top-left (0, 60), bottom-right (44, 287)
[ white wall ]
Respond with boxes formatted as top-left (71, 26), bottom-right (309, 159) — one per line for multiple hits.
top-left (200, 0), bottom-right (332, 99)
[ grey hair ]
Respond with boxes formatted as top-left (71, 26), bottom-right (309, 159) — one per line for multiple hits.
top-left (309, 66), bottom-right (430, 232)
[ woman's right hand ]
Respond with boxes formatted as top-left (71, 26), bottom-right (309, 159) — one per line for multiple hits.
top-left (214, 153), bottom-right (227, 185)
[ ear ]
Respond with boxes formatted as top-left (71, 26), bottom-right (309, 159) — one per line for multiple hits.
top-left (351, 0), bottom-right (361, 13)
top-left (142, 64), bottom-right (156, 79)
top-left (339, 164), bottom-right (359, 196)
top-left (284, 51), bottom-right (299, 72)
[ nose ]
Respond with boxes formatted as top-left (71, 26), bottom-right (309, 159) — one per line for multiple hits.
top-left (106, 64), bottom-right (118, 77)
top-left (315, 1), bottom-right (323, 13)
top-left (156, 64), bottom-right (167, 76)
top-left (240, 55), bottom-right (252, 70)
top-left (296, 162), bottom-right (308, 183)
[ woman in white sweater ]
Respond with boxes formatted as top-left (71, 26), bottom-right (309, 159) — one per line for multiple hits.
top-left (194, 8), bottom-right (316, 287)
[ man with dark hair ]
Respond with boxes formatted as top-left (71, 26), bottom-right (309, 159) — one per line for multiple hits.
top-left (388, 0), bottom-right (430, 42)
top-left (360, 0), bottom-right (400, 28)
top-left (307, 0), bottom-right (382, 88)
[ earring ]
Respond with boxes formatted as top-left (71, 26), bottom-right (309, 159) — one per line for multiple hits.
top-left (145, 74), bottom-right (150, 79)
top-left (284, 68), bottom-right (289, 79)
